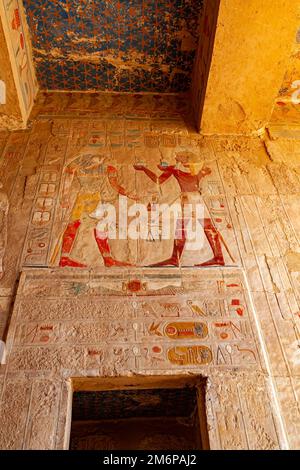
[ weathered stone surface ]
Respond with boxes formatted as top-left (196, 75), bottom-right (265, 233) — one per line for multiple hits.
top-left (0, 379), bottom-right (31, 449)
top-left (275, 376), bottom-right (300, 449)
top-left (0, 19), bottom-right (22, 130)
top-left (0, 93), bottom-right (300, 449)
top-left (0, 296), bottom-right (12, 339)
top-left (0, 182), bottom-right (9, 280)
top-left (7, 268), bottom-right (263, 373)
top-left (0, 267), bottom-right (281, 449)
top-left (23, 380), bottom-right (61, 450)
top-left (206, 372), bottom-right (282, 450)
top-left (0, 1), bottom-right (38, 128)
top-left (199, 0), bottom-right (299, 134)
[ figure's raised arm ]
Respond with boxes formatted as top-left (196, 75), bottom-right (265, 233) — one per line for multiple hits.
top-left (107, 166), bottom-right (138, 200)
top-left (134, 164), bottom-right (173, 185)
top-left (198, 166), bottom-right (212, 180)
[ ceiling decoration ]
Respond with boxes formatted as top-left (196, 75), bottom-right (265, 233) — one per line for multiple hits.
top-left (23, 0), bottom-right (203, 93)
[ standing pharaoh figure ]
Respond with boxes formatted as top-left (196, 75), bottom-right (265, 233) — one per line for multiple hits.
top-left (134, 151), bottom-right (231, 267)
top-left (0, 182), bottom-right (9, 280)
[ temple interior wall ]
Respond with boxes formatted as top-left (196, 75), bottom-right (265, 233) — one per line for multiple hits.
top-left (0, 93), bottom-right (299, 449)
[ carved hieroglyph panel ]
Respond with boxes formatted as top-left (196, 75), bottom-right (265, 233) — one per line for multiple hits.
top-left (0, 267), bottom-right (284, 450)
top-left (6, 267), bottom-right (262, 375)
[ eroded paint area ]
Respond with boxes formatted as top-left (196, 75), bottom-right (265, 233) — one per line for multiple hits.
top-left (23, 0), bottom-right (203, 92)
top-left (0, 0), bottom-right (38, 121)
top-left (277, 26), bottom-right (300, 105)
top-left (272, 7), bottom-right (300, 126)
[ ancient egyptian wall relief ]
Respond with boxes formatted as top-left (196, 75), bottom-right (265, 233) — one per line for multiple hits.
top-left (1, 93), bottom-right (300, 447)
top-left (0, 0), bottom-right (38, 122)
top-left (20, 96), bottom-right (240, 270)
top-left (0, 267), bottom-right (282, 450)
top-left (9, 268), bottom-right (261, 372)
top-left (0, 182), bottom-right (8, 280)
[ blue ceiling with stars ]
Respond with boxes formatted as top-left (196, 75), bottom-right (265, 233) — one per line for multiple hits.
top-left (23, 0), bottom-right (203, 93)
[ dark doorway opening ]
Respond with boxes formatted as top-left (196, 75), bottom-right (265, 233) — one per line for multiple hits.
top-left (69, 377), bottom-right (208, 450)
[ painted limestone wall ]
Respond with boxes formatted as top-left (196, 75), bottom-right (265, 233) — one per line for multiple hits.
top-left (198, 0), bottom-right (299, 134)
top-left (0, 17), bottom-right (23, 129)
top-left (0, 268), bottom-right (284, 450)
top-left (0, 93), bottom-right (300, 448)
top-left (191, 0), bottom-right (220, 131)
top-left (0, 0), bottom-right (38, 128)
top-left (276, 3), bottom-right (300, 105)
top-left (271, 5), bottom-right (300, 127)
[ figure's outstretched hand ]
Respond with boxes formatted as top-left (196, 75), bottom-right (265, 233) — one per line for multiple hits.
top-left (201, 167), bottom-right (212, 177)
top-left (134, 164), bottom-right (146, 171)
